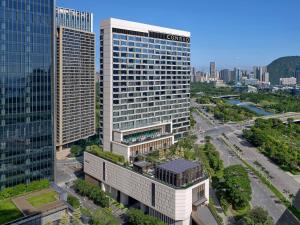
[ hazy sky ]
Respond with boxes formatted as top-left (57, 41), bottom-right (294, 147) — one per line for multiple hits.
top-left (58, 0), bottom-right (300, 71)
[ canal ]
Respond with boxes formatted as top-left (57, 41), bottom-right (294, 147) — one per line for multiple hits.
top-left (227, 99), bottom-right (274, 116)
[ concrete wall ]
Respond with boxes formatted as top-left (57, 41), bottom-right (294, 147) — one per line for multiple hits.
top-left (84, 152), bottom-right (209, 222)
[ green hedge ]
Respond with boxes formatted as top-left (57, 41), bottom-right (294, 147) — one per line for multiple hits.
top-left (67, 194), bottom-right (80, 209)
top-left (127, 209), bottom-right (167, 225)
top-left (86, 145), bottom-right (125, 164)
top-left (73, 179), bottom-right (109, 208)
top-left (0, 179), bottom-right (50, 200)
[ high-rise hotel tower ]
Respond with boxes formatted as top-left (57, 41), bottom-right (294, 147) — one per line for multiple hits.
top-left (0, 0), bottom-right (55, 188)
top-left (100, 19), bottom-right (190, 160)
top-left (56, 7), bottom-right (96, 152)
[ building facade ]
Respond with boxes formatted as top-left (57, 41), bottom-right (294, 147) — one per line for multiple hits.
top-left (84, 152), bottom-right (209, 225)
top-left (210, 62), bottom-right (216, 78)
top-left (56, 7), bottom-right (96, 151)
top-left (295, 68), bottom-right (300, 85)
top-left (0, 0), bottom-right (55, 188)
top-left (219, 69), bottom-right (233, 83)
top-left (99, 19), bottom-right (191, 153)
top-left (280, 77), bottom-right (297, 86)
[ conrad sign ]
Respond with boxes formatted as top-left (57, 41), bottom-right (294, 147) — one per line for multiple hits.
top-left (112, 28), bottom-right (190, 43)
top-left (166, 34), bottom-right (190, 43)
top-left (149, 31), bottom-right (190, 43)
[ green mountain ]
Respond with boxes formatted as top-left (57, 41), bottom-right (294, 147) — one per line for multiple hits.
top-left (267, 56), bottom-right (300, 84)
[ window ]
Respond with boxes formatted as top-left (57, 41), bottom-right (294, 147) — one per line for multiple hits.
top-left (151, 183), bottom-right (155, 207)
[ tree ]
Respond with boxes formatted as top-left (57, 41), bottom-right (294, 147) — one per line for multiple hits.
top-left (70, 145), bottom-right (82, 157)
top-left (67, 194), bottom-right (80, 209)
top-left (72, 208), bottom-right (81, 225)
top-left (241, 207), bottom-right (274, 225)
top-left (91, 209), bottom-right (119, 225)
top-left (45, 221), bottom-right (53, 225)
top-left (216, 165), bottom-right (251, 210)
top-left (59, 212), bottom-right (69, 225)
top-left (127, 209), bottom-right (167, 225)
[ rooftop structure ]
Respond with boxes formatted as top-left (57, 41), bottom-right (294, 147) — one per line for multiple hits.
top-left (1, 188), bottom-right (68, 225)
top-left (84, 150), bottom-right (209, 225)
top-left (156, 158), bottom-right (200, 174)
top-left (56, 7), bottom-right (93, 32)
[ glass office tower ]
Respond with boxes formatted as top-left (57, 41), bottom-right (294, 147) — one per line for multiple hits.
top-left (0, 0), bottom-right (55, 188)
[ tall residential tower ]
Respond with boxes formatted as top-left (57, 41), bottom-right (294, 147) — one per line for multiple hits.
top-left (210, 62), bottom-right (216, 79)
top-left (56, 7), bottom-right (96, 152)
top-left (0, 0), bottom-right (55, 188)
top-left (99, 18), bottom-right (191, 159)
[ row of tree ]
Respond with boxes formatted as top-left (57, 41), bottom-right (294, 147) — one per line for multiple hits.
top-left (206, 100), bottom-right (256, 122)
top-left (243, 118), bottom-right (300, 173)
top-left (73, 179), bottom-right (109, 208)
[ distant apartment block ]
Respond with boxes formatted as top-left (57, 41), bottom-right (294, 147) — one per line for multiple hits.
top-left (280, 77), bottom-right (297, 86)
top-left (295, 68), bottom-right (300, 85)
top-left (253, 66), bottom-right (269, 84)
top-left (99, 18), bottom-right (191, 156)
top-left (210, 62), bottom-right (216, 78)
top-left (219, 69), bottom-right (234, 83)
top-left (56, 7), bottom-right (96, 151)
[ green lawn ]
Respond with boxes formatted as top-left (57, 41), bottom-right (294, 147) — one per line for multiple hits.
top-left (27, 191), bottom-right (58, 208)
top-left (0, 199), bottom-right (23, 225)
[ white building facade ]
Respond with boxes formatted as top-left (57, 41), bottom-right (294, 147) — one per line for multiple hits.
top-left (99, 19), bottom-right (191, 152)
top-left (84, 152), bottom-right (209, 225)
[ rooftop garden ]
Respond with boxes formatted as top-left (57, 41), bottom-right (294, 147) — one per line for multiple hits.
top-left (0, 199), bottom-right (23, 225)
top-left (0, 179), bottom-right (50, 200)
top-left (0, 179), bottom-right (51, 225)
top-left (27, 190), bottom-right (58, 208)
top-left (86, 145), bottom-right (125, 164)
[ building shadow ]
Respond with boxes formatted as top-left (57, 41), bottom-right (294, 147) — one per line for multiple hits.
top-left (276, 189), bottom-right (300, 225)
top-left (293, 189), bottom-right (300, 211)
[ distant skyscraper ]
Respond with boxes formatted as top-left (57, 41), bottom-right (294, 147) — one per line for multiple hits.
top-left (191, 67), bottom-right (196, 82)
top-left (220, 69), bottom-right (233, 83)
top-left (56, 7), bottom-right (96, 152)
top-left (254, 66), bottom-right (267, 82)
top-left (295, 68), bottom-right (300, 85)
top-left (210, 62), bottom-right (216, 78)
top-left (262, 72), bottom-right (269, 83)
top-left (234, 68), bottom-right (242, 83)
top-left (0, 0), bottom-right (55, 188)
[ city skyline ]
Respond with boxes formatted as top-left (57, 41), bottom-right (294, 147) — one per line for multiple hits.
top-left (58, 0), bottom-right (300, 69)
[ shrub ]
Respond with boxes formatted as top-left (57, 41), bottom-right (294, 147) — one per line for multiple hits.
top-left (70, 145), bottom-right (83, 157)
top-left (240, 207), bottom-right (274, 225)
top-left (0, 179), bottom-right (50, 200)
top-left (86, 145), bottom-right (125, 164)
top-left (127, 209), bottom-right (167, 225)
top-left (73, 179), bottom-right (109, 208)
top-left (220, 197), bottom-right (229, 212)
top-left (216, 165), bottom-right (251, 210)
top-left (67, 194), bottom-right (80, 209)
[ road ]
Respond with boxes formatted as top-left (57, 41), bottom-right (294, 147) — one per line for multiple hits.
top-left (227, 131), bottom-right (300, 201)
top-left (56, 157), bottom-right (83, 186)
top-left (192, 108), bottom-right (300, 225)
top-left (193, 100), bottom-right (300, 207)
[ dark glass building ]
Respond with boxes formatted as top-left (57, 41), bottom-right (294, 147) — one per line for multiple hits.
top-left (0, 0), bottom-right (55, 188)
